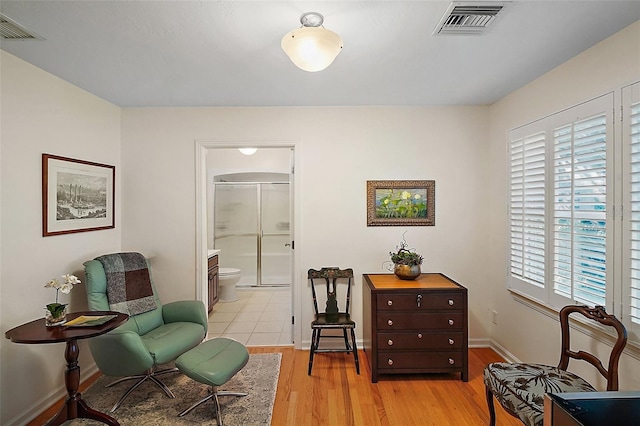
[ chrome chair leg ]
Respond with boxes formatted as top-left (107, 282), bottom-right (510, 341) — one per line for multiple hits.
top-left (178, 386), bottom-right (247, 425)
top-left (105, 374), bottom-right (146, 388)
top-left (149, 375), bottom-right (175, 398)
top-left (109, 375), bottom-right (150, 413)
top-left (155, 366), bottom-right (179, 376)
top-left (106, 367), bottom-right (177, 412)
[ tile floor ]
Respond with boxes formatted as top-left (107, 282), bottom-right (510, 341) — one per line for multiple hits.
top-left (207, 287), bottom-right (292, 346)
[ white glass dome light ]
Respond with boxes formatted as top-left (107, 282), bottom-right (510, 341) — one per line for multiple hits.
top-left (239, 148), bottom-right (258, 155)
top-left (281, 12), bottom-right (343, 72)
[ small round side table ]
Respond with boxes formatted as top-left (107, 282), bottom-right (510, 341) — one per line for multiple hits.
top-left (5, 311), bottom-right (128, 426)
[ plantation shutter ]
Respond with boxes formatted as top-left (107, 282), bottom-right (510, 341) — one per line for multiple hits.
top-left (508, 125), bottom-right (546, 300)
top-left (549, 94), bottom-right (613, 309)
top-left (623, 81), bottom-right (640, 341)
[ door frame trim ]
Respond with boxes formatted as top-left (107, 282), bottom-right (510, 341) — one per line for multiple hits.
top-left (194, 139), bottom-right (301, 348)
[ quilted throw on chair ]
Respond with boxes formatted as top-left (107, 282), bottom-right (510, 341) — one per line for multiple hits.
top-left (96, 252), bottom-right (157, 316)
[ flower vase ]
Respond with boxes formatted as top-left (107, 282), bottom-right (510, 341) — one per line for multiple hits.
top-left (45, 306), bottom-right (67, 326)
top-left (394, 264), bottom-right (421, 280)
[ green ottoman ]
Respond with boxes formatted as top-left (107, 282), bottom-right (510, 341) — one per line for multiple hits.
top-left (176, 338), bottom-right (250, 425)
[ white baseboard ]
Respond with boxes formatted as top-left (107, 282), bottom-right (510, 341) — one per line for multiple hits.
top-left (469, 337), bottom-right (491, 348)
top-left (487, 339), bottom-right (521, 363)
top-left (304, 337), bottom-right (520, 364)
top-left (308, 338), bottom-right (522, 362)
top-left (5, 363), bottom-right (100, 426)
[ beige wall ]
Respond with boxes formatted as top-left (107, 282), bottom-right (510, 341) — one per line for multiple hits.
top-left (0, 51), bottom-right (122, 425)
top-left (487, 21), bottom-right (640, 389)
top-left (120, 105), bottom-right (492, 347)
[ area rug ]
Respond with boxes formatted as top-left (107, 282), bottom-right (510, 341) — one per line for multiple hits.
top-left (69, 353), bottom-right (281, 426)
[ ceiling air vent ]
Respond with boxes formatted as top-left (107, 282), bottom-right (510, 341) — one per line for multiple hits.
top-left (0, 14), bottom-right (44, 40)
top-left (434, 2), bottom-right (507, 35)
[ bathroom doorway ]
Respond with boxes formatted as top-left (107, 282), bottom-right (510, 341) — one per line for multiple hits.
top-left (196, 143), bottom-right (298, 346)
top-left (213, 174), bottom-right (290, 287)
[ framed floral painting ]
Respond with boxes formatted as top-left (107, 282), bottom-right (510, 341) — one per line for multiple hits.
top-left (366, 180), bottom-right (435, 226)
top-left (42, 154), bottom-right (115, 236)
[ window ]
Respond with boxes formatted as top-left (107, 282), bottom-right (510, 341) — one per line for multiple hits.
top-left (623, 81), bottom-right (640, 341)
top-left (508, 93), bottom-right (617, 325)
top-left (509, 129), bottom-right (546, 301)
top-left (550, 111), bottom-right (609, 308)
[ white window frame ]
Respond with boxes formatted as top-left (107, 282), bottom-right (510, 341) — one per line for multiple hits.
top-left (508, 82), bottom-right (640, 348)
top-left (507, 93), bottom-right (616, 322)
top-left (508, 125), bottom-right (547, 303)
top-left (547, 98), bottom-right (614, 312)
top-left (622, 81), bottom-right (640, 344)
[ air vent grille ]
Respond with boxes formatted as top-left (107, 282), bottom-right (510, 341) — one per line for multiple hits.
top-left (1, 14), bottom-right (43, 40)
top-left (434, 3), bottom-right (506, 35)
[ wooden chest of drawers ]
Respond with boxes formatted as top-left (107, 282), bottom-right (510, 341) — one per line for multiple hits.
top-left (362, 273), bottom-right (468, 383)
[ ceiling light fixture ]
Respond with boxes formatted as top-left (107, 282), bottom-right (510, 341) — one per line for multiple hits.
top-left (281, 12), bottom-right (343, 72)
top-left (239, 148), bottom-right (258, 155)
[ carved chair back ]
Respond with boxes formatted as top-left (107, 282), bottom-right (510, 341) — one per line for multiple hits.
top-left (558, 305), bottom-right (627, 390)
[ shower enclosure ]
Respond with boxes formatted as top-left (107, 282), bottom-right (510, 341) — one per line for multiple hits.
top-left (213, 173), bottom-right (291, 287)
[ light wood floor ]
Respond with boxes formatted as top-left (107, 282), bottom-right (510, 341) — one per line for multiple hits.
top-left (29, 347), bottom-right (522, 425)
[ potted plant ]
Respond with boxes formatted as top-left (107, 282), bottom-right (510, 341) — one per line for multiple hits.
top-left (389, 236), bottom-right (423, 280)
top-left (44, 274), bottom-right (81, 326)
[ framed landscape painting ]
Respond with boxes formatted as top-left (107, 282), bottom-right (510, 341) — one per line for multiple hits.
top-left (42, 154), bottom-right (115, 236)
top-left (367, 180), bottom-right (435, 226)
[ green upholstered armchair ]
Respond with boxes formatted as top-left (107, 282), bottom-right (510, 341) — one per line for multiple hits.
top-left (83, 254), bottom-right (208, 412)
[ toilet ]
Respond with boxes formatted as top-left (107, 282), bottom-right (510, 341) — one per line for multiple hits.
top-left (218, 268), bottom-right (241, 302)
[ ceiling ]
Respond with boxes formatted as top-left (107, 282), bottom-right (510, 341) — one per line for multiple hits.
top-left (1, 1), bottom-right (639, 108)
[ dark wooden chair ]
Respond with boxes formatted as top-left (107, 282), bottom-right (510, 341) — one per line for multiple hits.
top-left (483, 305), bottom-right (627, 426)
top-left (308, 267), bottom-right (360, 375)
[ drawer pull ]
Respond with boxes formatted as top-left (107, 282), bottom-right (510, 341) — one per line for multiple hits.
top-left (416, 294), bottom-right (422, 308)
top-left (448, 299), bottom-right (454, 306)
top-left (387, 339), bottom-right (394, 346)
top-left (448, 319), bottom-right (454, 326)
top-left (449, 358), bottom-right (455, 365)
top-left (448, 339), bottom-right (455, 345)
top-left (387, 300), bottom-right (393, 306)
top-left (417, 333), bottom-right (423, 339)
top-left (388, 319), bottom-right (393, 326)
top-left (388, 359), bottom-right (394, 366)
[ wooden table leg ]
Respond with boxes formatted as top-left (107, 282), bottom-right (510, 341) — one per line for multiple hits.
top-left (46, 339), bottom-right (119, 426)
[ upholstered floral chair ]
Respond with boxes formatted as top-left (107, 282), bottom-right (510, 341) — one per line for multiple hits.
top-left (483, 305), bottom-right (627, 426)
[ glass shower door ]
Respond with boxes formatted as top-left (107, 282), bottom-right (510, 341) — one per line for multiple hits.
top-left (214, 180), bottom-right (291, 287)
top-left (214, 183), bottom-right (258, 286)
top-left (261, 183), bottom-right (290, 286)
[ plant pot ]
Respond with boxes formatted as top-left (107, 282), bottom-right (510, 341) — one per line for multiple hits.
top-left (394, 264), bottom-right (421, 280)
top-left (45, 306), bottom-right (67, 326)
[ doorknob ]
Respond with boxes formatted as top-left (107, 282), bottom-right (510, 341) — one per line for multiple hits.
top-left (284, 243), bottom-right (291, 247)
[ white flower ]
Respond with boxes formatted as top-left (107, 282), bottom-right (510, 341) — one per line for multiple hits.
top-left (44, 279), bottom-right (59, 289)
top-left (63, 274), bottom-right (80, 285)
top-left (45, 274), bottom-right (81, 304)
top-left (58, 282), bottom-right (73, 294)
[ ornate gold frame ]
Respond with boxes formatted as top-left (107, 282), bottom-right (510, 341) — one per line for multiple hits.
top-left (366, 180), bottom-right (435, 226)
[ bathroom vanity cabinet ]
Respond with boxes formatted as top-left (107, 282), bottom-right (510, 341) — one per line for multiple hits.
top-left (208, 254), bottom-right (219, 313)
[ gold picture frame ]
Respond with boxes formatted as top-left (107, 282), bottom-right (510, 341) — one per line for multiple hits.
top-left (367, 180), bottom-right (435, 226)
top-left (42, 154), bottom-right (115, 236)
